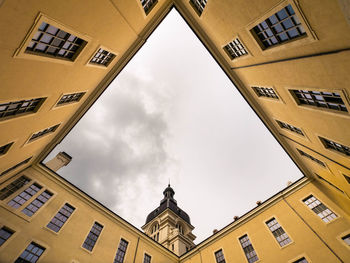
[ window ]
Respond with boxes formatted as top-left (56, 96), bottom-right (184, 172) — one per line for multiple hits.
top-left (266, 218), bottom-right (291, 247)
top-left (28, 124), bottom-right (60, 142)
top-left (26, 22), bottom-right (87, 61)
top-left (144, 254), bottom-right (152, 263)
top-left (303, 195), bottom-right (337, 223)
top-left (140, 0), bottom-right (158, 15)
top-left (0, 142), bottom-right (13, 156)
top-left (291, 90), bottom-right (347, 112)
top-left (344, 174), bottom-right (350, 184)
top-left (252, 4), bottom-right (306, 49)
top-left (172, 244), bottom-right (174, 251)
top-left (214, 249), bottom-right (226, 263)
top-left (7, 183), bottom-right (42, 209)
top-left (342, 234), bottom-right (350, 246)
top-left (224, 38), bottom-right (248, 60)
top-left (56, 92), bottom-right (85, 106)
top-left (297, 149), bottom-right (326, 167)
top-left (22, 190), bottom-right (53, 217)
top-left (15, 242), bottom-right (45, 263)
top-left (253, 86), bottom-right (279, 99)
top-left (82, 222), bottom-right (103, 251)
top-left (239, 234), bottom-right (259, 263)
top-left (0, 226), bottom-right (14, 246)
top-left (0, 157), bottom-right (32, 177)
top-left (176, 223), bottom-right (184, 234)
top-left (114, 238), bottom-right (128, 263)
top-left (293, 257), bottom-right (308, 263)
top-left (0, 98), bottom-right (45, 121)
top-left (47, 203), bottom-right (75, 232)
top-left (190, 0), bottom-right (208, 16)
top-left (276, 120), bottom-right (304, 136)
top-left (0, 176), bottom-right (31, 200)
top-left (89, 48), bottom-right (116, 67)
top-left (319, 137), bottom-right (350, 156)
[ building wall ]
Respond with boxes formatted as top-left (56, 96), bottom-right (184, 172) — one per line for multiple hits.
top-left (0, 165), bottom-right (178, 263)
top-left (180, 179), bottom-right (350, 263)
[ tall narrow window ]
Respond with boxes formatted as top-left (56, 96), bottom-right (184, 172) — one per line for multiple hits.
top-left (303, 195), bottom-right (337, 223)
top-left (239, 234), bottom-right (259, 263)
top-left (214, 249), bottom-right (226, 263)
top-left (82, 222), bottom-right (103, 251)
top-left (7, 183), bottom-right (42, 209)
top-left (140, 0), bottom-right (158, 15)
top-left (291, 90), bottom-right (347, 112)
top-left (0, 98), bottom-right (45, 121)
top-left (22, 190), bottom-right (53, 217)
top-left (293, 257), bottom-right (308, 263)
top-left (15, 242), bottom-right (45, 263)
top-left (276, 120), bottom-right (304, 136)
top-left (297, 149), bottom-right (326, 167)
top-left (0, 142), bottom-right (13, 156)
top-left (0, 157), bottom-right (32, 177)
top-left (319, 137), bottom-right (350, 156)
top-left (224, 38), bottom-right (248, 60)
top-left (56, 92), bottom-right (85, 106)
top-left (190, 0), bottom-right (208, 16)
top-left (266, 218), bottom-right (291, 247)
top-left (26, 22), bottom-right (87, 61)
top-left (0, 176), bottom-right (31, 200)
top-left (114, 239), bottom-right (128, 263)
top-left (252, 86), bottom-right (279, 99)
top-left (0, 226), bottom-right (14, 246)
top-left (342, 234), bottom-right (350, 246)
top-left (252, 4), bottom-right (306, 49)
top-left (143, 254), bottom-right (152, 263)
top-left (28, 124), bottom-right (60, 142)
top-left (47, 203), bottom-right (75, 232)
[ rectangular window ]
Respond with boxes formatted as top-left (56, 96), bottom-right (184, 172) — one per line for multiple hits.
top-left (190, 0), bottom-right (208, 16)
top-left (47, 203), bottom-right (75, 232)
top-left (22, 190), bottom-right (53, 217)
top-left (266, 218), bottom-right (291, 247)
top-left (276, 120), bottom-right (304, 136)
top-left (291, 90), bottom-right (347, 112)
top-left (56, 92), bottom-right (85, 106)
top-left (0, 176), bottom-right (31, 200)
top-left (293, 257), bottom-right (308, 263)
top-left (114, 238), bottom-right (128, 263)
top-left (0, 226), bottom-right (14, 246)
top-left (252, 4), bottom-right (306, 49)
top-left (214, 249), bottom-right (226, 263)
top-left (143, 254), bottom-right (152, 263)
top-left (0, 157), bottom-right (32, 177)
top-left (319, 137), bottom-right (350, 156)
top-left (0, 98), bottom-right (45, 121)
top-left (15, 242), bottom-right (45, 263)
top-left (297, 149), bottom-right (326, 167)
top-left (82, 222), bottom-right (103, 251)
top-left (224, 38), bottom-right (248, 60)
top-left (342, 234), bottom-right (350, 246)
top-left (28, 124), bottom-right (60, 142)
top-left (303, 195), bottom-right (337, 223)
top-left (7, 183), bottom-right (42, 209)
top-left (0, 142), bottom-right (13, 156)
top-left (89, 48), bottom-right (116, 67)
top-left (239, 234), bottom-right (259, 263)
top-left (26, 22), bottom-right (87, 61)
top-left (140, 0), bottom-right (158, 15)
top-left (253, 86), bottom-right (279, 99)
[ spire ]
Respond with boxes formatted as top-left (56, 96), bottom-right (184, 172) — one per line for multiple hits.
top-left (161, 183), bottom-right (176, 205)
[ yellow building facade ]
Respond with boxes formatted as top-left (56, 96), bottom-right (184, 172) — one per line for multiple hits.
top-left (1, 0), bottom-right (350, 262)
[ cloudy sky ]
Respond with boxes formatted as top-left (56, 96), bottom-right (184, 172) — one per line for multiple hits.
top-left (45, 10), bottom-right (303, 243)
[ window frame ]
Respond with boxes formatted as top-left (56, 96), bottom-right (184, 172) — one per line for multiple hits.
top-left (81, 221), bottom-right (104, 253)
top-left (14, 240), bottom-right (48, 263)
top-left (238, 233), bottom-right (259, 263)
top-left (14, 12), bottom-right (91, 64)
top-left (337, 231), bottom-right (350, 250)
top-left (0, 175), bottom-right (32, 201)
top-left (24, 123), bottom-right (61, 145)
top-left (251, 85), bottom-right (284, 103)
top-left (45, 201), bottom-right (76, 234)
top-left (317, 136), bottom-right (350, 158)
top-left (274, 118), bottom-right (309, 141)
top-left (222, 35), bottom-right (252, 63)
top-left (264, 216), bottom-right (293, 248)
top-left (138, 0), bottom-right (159, 16)
top-left (143, 252), bottom-right (152, 263)
top-left (189, 0), bottom-right (208, 17)
top-left (113, 236), bottom-right (130, 263)
top-left (86, 46), bottom-right (118, 69)
top-left (296, 148), bottom-right (328, 170)
top-left (246, 0), bottom-right (317, 53)
top-left (213, 248), bottom-right (226, 263)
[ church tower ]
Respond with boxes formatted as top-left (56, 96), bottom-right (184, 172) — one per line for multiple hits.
top-left (142, 184), bottom-right (196, 256)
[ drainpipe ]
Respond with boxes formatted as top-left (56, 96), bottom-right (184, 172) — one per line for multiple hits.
top-left (133, 237), bottom-right (140, 263)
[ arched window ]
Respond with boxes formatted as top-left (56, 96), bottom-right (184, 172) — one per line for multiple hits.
top-left (176, 223), bottom-right (184, 234)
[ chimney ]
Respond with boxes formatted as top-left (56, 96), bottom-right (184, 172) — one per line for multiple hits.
top-left (45, 152), bottom-right (72, 172)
